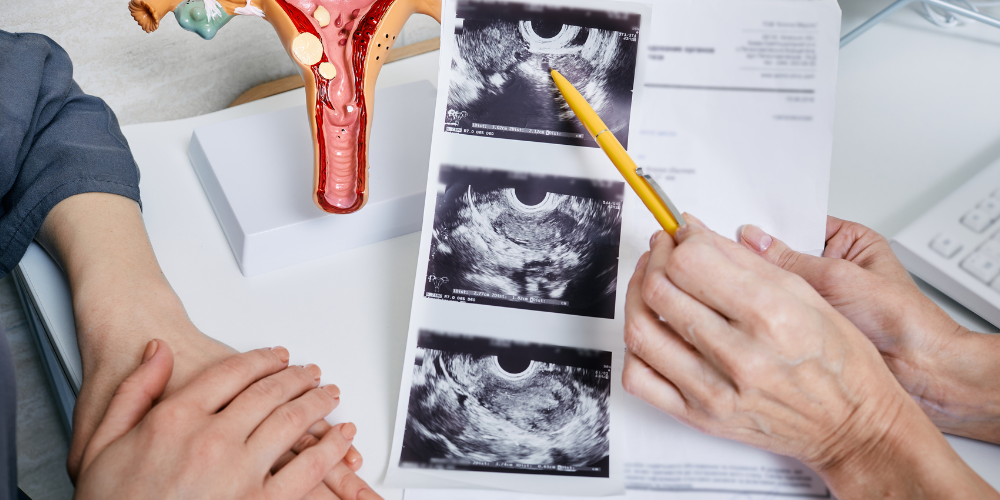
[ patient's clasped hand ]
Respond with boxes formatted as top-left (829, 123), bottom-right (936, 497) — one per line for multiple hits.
top-left (129, 0), bottom-right (440, 214)
top-left (75, 343), bottom-right (381, 500)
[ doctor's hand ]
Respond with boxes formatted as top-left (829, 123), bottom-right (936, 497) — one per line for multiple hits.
top-left (738, 216), bottom-right (1000, 444)
top-left (74, 341), bottom-right (372, 500)
top-left (623, 217), bottom-right (997, 499)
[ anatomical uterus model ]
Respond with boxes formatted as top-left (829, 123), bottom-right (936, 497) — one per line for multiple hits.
top-left (130, 0), bottom-right (441, 213)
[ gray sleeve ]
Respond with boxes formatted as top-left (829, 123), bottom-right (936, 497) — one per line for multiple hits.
top-left (0, 325), bottom-right (18, 500)
top-left (0, 31), bottom-right (141, 278)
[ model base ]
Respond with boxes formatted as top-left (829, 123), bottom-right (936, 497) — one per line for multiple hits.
top-left (188, 80), bottom-right (435, 276)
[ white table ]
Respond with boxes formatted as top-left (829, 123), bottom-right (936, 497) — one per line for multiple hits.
top-left (828, 9), bottom-right (1000, 486)
top-left (121, 13), bottom-right (1000, 497)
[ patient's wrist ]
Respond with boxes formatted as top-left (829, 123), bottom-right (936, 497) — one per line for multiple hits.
top-left (74, 276), bottom-right (197, 374)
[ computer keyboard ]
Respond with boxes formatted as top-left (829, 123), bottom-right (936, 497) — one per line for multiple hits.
top-left (892, 157), bottom-right (1000, 329)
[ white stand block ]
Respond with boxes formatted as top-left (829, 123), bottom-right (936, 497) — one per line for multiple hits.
top-left (188, 80), bottom-right (435, 276)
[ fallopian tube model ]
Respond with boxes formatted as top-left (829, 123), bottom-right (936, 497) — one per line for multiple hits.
top-left (130, 0), bottom-right (442, 213)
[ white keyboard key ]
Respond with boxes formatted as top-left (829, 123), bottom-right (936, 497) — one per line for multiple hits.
top-left (930, 233), bottom-right (963, 258)
top-left (961, 252), bottom-right (1000, 283)
top-left (980, 198), bottom-right (1000, 220)
top-left (962, 208), bottom-right (992, 233)
top-left (981, 239), bottom-right (1000, 258)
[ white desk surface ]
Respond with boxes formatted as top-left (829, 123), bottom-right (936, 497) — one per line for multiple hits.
top-left (829, 10), bottom-right (1000, 488)
top-left (122, 14), bottom-right (1000, 497)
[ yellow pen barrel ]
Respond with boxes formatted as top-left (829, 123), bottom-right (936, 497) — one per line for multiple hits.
top-left (594, 133), bottom-right (680, 235)
top-left (551, 69), bottom-right (681, 234)
top-left (551, 70), bottom-right (609, 137)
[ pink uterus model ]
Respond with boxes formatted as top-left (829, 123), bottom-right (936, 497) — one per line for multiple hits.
top-left (130, 0), bottom-right (441, 213)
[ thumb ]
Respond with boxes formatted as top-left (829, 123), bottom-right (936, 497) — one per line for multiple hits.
top-left (739, 224), bottom-right (833, 288)
top-left (77, 339), bottom-right (174, 475)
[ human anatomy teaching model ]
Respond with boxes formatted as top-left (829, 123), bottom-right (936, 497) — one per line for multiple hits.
top-left (130, 0), bottom-right (441, 213)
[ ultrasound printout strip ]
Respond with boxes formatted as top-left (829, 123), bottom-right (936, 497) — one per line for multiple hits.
top-left (384, 0), bottom-right (653, 495)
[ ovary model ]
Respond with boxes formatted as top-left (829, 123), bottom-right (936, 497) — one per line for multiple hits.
top-left (130, 0), bottom-right (441, 213)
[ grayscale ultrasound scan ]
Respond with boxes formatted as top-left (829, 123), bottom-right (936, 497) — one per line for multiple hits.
top-left (444, 0), bottom-right (641, 147)
top-left (400, 330), bottom-right (612, 477)
top-left (424, 165), bottom-right (624, 318)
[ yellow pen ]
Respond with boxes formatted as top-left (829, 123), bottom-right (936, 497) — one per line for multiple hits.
top-left (550, 69), bottom-right (686, 235)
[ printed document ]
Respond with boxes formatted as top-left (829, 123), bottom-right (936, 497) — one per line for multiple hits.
top-left (387, 0), bottom-right (840, 497)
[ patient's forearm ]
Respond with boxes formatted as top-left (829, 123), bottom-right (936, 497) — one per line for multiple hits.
top-left (37, 193), bottom-right (201, 373)
top-left (37, 192), bottom-right (234, 478)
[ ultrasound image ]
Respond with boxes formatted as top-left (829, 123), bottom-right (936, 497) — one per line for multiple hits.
top-left (445, 1), bottom-right (641, 147)
top-left (400, 330), bottom-right (612, 477)
top-left (425, 165), bottom-right (624, 318)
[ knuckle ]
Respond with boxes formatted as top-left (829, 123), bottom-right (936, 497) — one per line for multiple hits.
top-left (667, 245), bottom-right (698, 275)
top-left (253, 376), bottom-right (287, 401)
top-left (698, 385), bottom-right (730, 417)
top-left (623, 318), bottom-right (647, 354)
top-left (295, 434), bottom-right (319, 453)
top-left (741, 293), bottom-right (778, 327)
top-left (329, 466), bottom-right (356, 494)
top-left (113, 374), bottom-right (144, 398)
top-left (304, 388), bottom-right (337, 416)
top-left (640, 273), bottom-right (671, 307)
top-left (825, 259), bottom-right (856, 282)
top-left (813, 259), bottom-right (855, 291)
top-left (726, 352), bottom-right (765, 385)
top-left (301, 450), bottom-right (333, 482)
top-left (276, 402), bottom-right (311, 429)
top-left (759, 304), bottom-right (794, 333)
top-left (190, 428), bottom-right (228, 462)
top-left (148, 402), bottom-right (188, 428)
top-left (775, 247), bottom-right (801, 271)
top-left (680, 415), bottom-right (713, 436)
top-left (775, 270), bottom-right (815, 298)
top-left (217, 355), bottom-right (254, 381)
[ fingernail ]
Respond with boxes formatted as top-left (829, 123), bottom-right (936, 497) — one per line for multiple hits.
top-left (269, 346), bottom-right (290, 364)
top-left (741, 224), bottom-right (773, 252)
top-left (141, 340), bottom-right (158, 364)
top-left (357, 489), bottom-right (380, 500)
top-left (635, 252), bottom-right (649, 271)
top-left (649, 230), bottom-right (662, 248)
top-left (340, 422), bottom-right (357, 440)
top-left (305, 364), bottom-right (322, 382)
top-left (323, 384), bottom-right (341, 399)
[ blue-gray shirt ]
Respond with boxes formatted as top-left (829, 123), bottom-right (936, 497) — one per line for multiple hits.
top-left (0, 30), bottom-right (141, 276)
top-left (0, 30), bottom-right (142, 499)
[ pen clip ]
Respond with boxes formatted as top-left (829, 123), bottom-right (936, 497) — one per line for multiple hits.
top-left (635, 168), bottom-right (687, 227)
